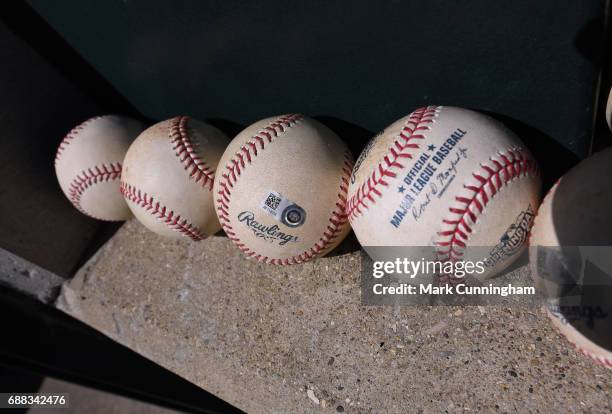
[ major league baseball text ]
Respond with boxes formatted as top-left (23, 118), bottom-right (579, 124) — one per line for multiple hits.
top-left (347, 106), bottom-right (541, 279)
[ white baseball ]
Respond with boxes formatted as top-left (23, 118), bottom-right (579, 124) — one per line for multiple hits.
top-left (530, 148), bottom-right (612, 368)
top-left (121, 116), bottom-right (229, 240)
top-left (213, 115), bottom-right (353, 265)
top-left (347, 106), bottom-right (541, 279)
top-left (55, 115), bottom-right (144, 221)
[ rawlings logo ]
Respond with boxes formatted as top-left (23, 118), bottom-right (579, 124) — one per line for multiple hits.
top-left (237, 211), bottom-right (298, 245)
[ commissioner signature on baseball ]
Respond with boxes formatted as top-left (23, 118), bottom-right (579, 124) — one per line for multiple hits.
top-left (390, 128), bottom-right (468, 228)
top-left (413, 146), bottom-right (470, 222)
top-left (436, 146), bottom-right (468, 192)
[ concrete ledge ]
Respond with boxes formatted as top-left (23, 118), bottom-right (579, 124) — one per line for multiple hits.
top-left (56, 220), bottom-right (611, 413)
top-left (0, 247), bottom-right (65, 303)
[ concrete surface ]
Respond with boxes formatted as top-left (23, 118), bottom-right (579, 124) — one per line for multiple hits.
top-left (28, 377), bottom-right (182, 414)
top-left (0, 247), bottom-right (64, 303)
top-left (56, 219), bottom-right (611, 413)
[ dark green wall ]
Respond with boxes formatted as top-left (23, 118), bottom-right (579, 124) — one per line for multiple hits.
top-left (29, 1), bottom-right (605, 163)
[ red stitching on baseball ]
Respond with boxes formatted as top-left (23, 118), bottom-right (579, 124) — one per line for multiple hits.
top-left (576, 346), bottom-right (612, 368)
top-left (216, 115), bottom-right (353, 265)
top-left (346, 106), bottom-right (441, 220)
top-left (546, 307), bottom-right (612, 369)
top-left (532, 181), bottom-right (612, 369)
top-left (120, 182), bottom-right (206, 241)
top-left (565, 331), bottom-right (612, 368)
top-left (169, 115), bottom-right (215, 190)
top-left (68, 162), bottom-right (122, 217)
top-left (55, 116), bottom-right (104, 164)
top-left (435, 147), bottom-right (539, 261)
top-left (528, 176), bottom-right (562, 248)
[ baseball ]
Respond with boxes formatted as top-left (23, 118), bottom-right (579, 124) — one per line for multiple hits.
top-left (213, 114), bottom-right (353, 265)
top-left (530, 148), bottom-right (612, 368)
top-left (120, 116), bottom-right (229, 240)
top-left (347, 106), bottom-right (541, 279)
top-left (606, 87), bottom-right (612, 132)
top-left (55, 115), bottom-right (144, 221)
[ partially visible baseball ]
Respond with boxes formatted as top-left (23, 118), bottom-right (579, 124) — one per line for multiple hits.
top-left (606, 87), bottom-right (612, 132)
top-left (347, 106), bottom-right (541, 279)
top-left (55, 115), bottom-right (144, 221)
top-left (213, 115), bottom-right (353, 265)
top-left (530, 148), bottom-right (612, 368)
top-left (120, 116), bottom-right (229, 240)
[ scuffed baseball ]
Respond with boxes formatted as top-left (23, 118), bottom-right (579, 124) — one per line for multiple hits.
top-left (121, 116), bottom-right (229, 240)
top-left (530, 148), bottom-right (612, 368)
top-left (347, 106), bottom-right (541, 279)
top-left (55, 115), bottom-right (144, 221)
top-left (213, 115), bottom-right (353, 265)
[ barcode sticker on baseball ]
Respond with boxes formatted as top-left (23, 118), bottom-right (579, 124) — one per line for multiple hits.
top-left (264, 193), bottom-right (282, 211)
top-left (260, 191), bottom-right (294, 222)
